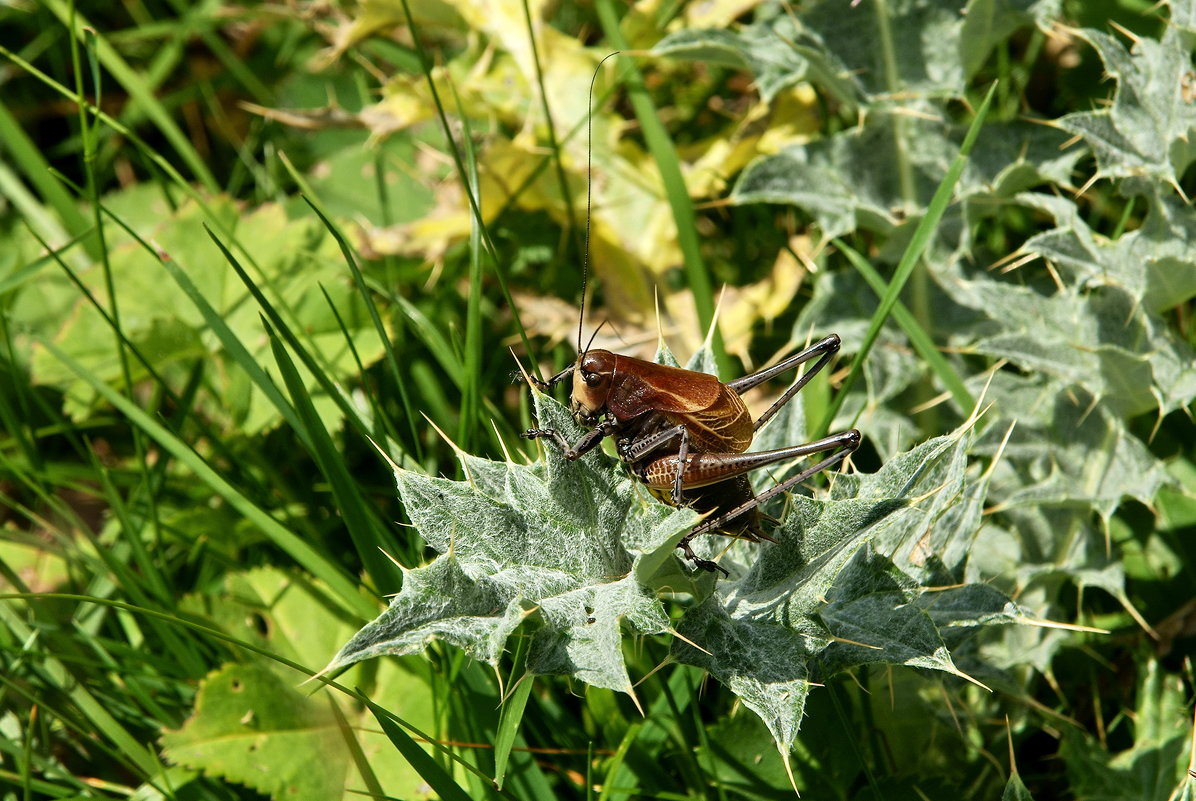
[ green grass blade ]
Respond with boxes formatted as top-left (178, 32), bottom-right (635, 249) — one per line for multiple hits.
top-left (394, 294), bottom-right (466, 385)
top-left (395, 0), bottom-right (539, 377)
top-left (597, 721), bottom-right (643, 801)
top-left (0, 44), bottom-right (245, 251)
top-left (0, 312), bottom-right (43, 472)
top-left (202, 226), bottom-right (381, 450)
top-left (40, 0), bottom-right (219, 191)
top-left (24, 217), bottom-right (281, 504)
top-left (448, 71), bottom-right (485, 455)
top-left (0, 602), bottom-right (163, 780)
top-left (301, 197), bottom-right (420, 462)
top-left (318, 282), bottom-right (399, 444)
top-left (32, 337), bottom-right (378, 620)
top-left (264, 321), bottom-right (404, 590)
top-left (328, 695), bottom-right (387, 801)
top-left (494, 675), bottom-right (534, 789)
top-left (0, 99), bottom-right (94, 255)
top-left (834, 238), bottom-right (975, 413)
top-left (363, 697), bottom-right (496, 801)
top-left (520, 0), bottom-right (581, 254)
top-left (817, 81), bottom-right (998, 437)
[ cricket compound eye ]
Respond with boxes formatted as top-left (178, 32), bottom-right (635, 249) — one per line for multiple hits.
top-left (570, 349), bottom-right (615, 418)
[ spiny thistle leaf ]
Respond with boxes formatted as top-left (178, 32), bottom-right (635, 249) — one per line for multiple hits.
top-left (326, 392), bottom-right (697, 693)
top-left (328, 393), bottom-right (1020, 752)
top-left (671, 424), bottom-right (1016, 752)
top-left (1057, 7), bottom-right (1196, 187)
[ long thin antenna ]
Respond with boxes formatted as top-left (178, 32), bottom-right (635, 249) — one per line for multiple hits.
top-left (580, 51), bottom-right (621, 355)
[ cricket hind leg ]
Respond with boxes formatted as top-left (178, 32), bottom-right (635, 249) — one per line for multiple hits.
top-left (724, 334), bottom-right (842, 433)
top-left (675, 428), bottom-right (861, 574)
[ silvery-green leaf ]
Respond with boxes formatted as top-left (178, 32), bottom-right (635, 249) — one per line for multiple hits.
top-left (672, 424), bottom-right (990, 751)
top-left (327, 393), bottom-right (697, 691)
top-left (1057, 23), bottom-right (1196, 185)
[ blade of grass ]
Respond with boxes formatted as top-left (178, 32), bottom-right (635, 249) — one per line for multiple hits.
top-left (0, 100), bottom-right (95, 256)
top-left (264, 319), bottom-right (404, 590)
top-left (394, 294), bottom-right (466, 385)
top-left (300, 196), bottom-right (421, 463)
top-left (520, 0), bottom-right (582, 257)
top-left (0, 602), bottom-right (164, 781)
top-left (41, 0), bottom-right (219, 191)
top-left (817, 81), bottom-right (998, 437)
top-left (24, 217), bottom-right (285, 488)
top-left (0, 44), bottom-right (252, 259)
top-left (70, 22), bottom-right (176, 614)
top-left (160, 0), bottom-right (273, 101)
top-left (328, 694), bottom-right (388, 801)
top-left (494, 676), bottom-right (533, 790)
top-left (9, 592), bottom-right (507, 798)
top-left (363, 697), bottom-right (499, 801)
top-left (0, 311), bottom-right (42, 472)
top-left (395, 0), bottom-right (539, 378)
top-left (203, 226), bottom-right (384, 457)
top-left (32, 337), bottom-right (378, 620)
top-left (445, 71), bottom-right (485, 455)
top-left (318, 283), bottom-right (395, 439)
top-left (597, 721), bottom-right (643, 801)
top-left (592, 1), bottom-right (728, 377)
top-left (834, 237), bottom-right (974, 413)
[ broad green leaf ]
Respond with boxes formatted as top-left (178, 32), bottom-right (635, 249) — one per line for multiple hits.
top-left (660, 0), bottom-right (972, 104)
top-left (942, 264), bottom-right (1196, 418)
top-left (161, 662), bottom-right (349, 801)
top-left (694, 712), bottom-right (799, 794)
top-left (659, 0), bottom-right (1055, 105)
top-left (818, 547), bottom-right (962, 677)
top-left (180, 568), bottom-right (361, 669)
top-left (791, 0), bottom-right (970, 99)
top-left (1157, 456), bottom-right (1196, 531)
top-left (734, 117), bottom-right (934, 239)
top-left (672, 594), bottom-right (820, 758)
top-left (960, 0), bottom-right (1062, 77)
top-left (20, 198), bottom-right (387, 433)
top-left (1018, 189), bottom-right (1196, 316)
top-left (987, 393), bottom-right (1169, 520)
top-left (654, 19), bottom-right (842, 105)
top-left (177, 568), bottom-right (439, 799)
top-left (917, 583), bottom-right (1022, 631)
top-left (734, 116), bottom-right (1076, 240)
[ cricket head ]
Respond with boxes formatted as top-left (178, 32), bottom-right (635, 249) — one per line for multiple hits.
top-left (570, 349), bottom-right (615, 425)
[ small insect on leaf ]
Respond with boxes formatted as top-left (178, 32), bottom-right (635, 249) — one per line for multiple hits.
top-left (518, 56), bottom-right (860, 577)
top-left (522, 337), bottom-right (860, 576)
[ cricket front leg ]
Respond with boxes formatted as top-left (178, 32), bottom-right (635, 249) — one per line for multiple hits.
top-left (521, 419), bottom-right (616, 460)
top-left (620, 423), bottom-right (691, 505)
top-left (516, 364), bottom-right (574, 392)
